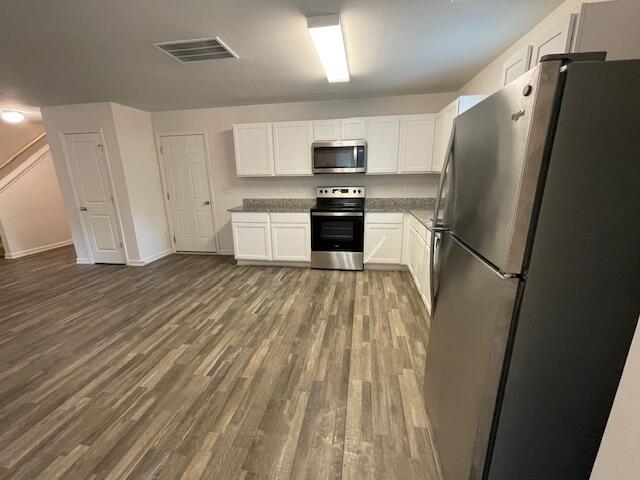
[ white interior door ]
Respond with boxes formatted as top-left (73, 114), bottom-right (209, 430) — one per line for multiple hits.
top-left (64, 132), bottom-right (125, 264)
top-left (160, 134), bottom-right (216, 253)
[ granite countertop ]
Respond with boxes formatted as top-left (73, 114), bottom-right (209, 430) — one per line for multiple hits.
top-left (228, 198), bottom-right (315, 213)
top-left (364, 198), bottom-right (436, 229)
top-left (407, 209), bottom-right (434, 229)
top-left (228, 197), bottom-right (437, 229)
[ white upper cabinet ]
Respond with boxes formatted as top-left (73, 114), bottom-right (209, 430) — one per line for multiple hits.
top-left (273, 121), bottom-right (314, 176)
top-left (502, 45), bottom-right (533, 86)
top-left (532, 14), bottom-right (577, 65)
top-left (313, 119), bottom-right (340, 141)
top-left (398, 114), bottom-right (436, 174)
top-left (340, 118), bottom-right (367, 140)
top-left (233, 123), bottom-right (274, 176)
top-left (432, 100), bottom-right (459, 173)
top-left (431, 96), bottom-right (485, 173)
top-left (366, 116), bottom-right (400, 175)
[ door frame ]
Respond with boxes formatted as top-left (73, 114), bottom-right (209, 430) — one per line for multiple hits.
top-left (155, 131), bottom-right (219, 254)
top-left (60, 129), bottom-right (127, 264)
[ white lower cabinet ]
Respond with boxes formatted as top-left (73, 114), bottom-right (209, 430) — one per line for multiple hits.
top-left (271, 212), bottom-right (310, 262)
top-left (364, 213), bottom-right (404, 264)
top-left (232, 212), bottom-right (309, 264)
top-left (232, 223), bottom-right (272, 260)
top-left (403, 214), bottom-right (433, 314)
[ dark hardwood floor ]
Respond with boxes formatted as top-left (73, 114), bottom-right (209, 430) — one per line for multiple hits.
top-left (0, 246), bottom-right (438, 480)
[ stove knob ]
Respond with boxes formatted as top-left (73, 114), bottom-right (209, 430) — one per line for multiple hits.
top-left (353, 189), bottom-right (356, 193)
top-left (358, 189), bottom-right (362, 193)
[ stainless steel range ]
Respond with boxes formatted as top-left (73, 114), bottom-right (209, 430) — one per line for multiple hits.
top-left (310, 186), bottom-right (365, 271)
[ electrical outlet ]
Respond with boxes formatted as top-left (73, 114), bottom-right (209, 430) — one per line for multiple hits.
top-left (279, 185), bottom-right (285, 193)
top-left (403, 184), bottom-right (410, 192)
top-left (249, 185), bottom-right (257, 193)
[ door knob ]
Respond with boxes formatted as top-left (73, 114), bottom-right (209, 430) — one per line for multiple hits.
top-left (80, 206), bottom-right (87, 211)
top-left (204, 200), bottom-right (211, 206)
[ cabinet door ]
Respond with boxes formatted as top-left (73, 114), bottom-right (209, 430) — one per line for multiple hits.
top-left (364, 223), bottom-right (403, 264)
top-left (233, 123), bottom-right (274, 176)
top-left (341, 118), bottom-right (367, 140)
top-left (271, 223), bottom-right (310, 262)
top-left (432, 100), bottom-right (459, 172)
top-left (313, 119), bottom-right (340, 141)
top-left (366, 116), bottom-right (400, 174)
top-left (398, 114), bottom-right (436, 173)
top-left (232, 222), bottom-right (272, 260)
top-left (501, 45), bottom-right (533, 86)
top-left (532, 14), bottom-right (577, 65)
top-left (273, 121), bottom-right (313, 176)
top-left (412, 226), bottom-right (427, 293)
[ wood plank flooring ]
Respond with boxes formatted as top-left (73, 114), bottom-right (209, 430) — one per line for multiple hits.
top-left (0, 246), bottom-right (438, 480)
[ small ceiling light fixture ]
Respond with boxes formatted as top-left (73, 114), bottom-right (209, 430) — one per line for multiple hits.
top-left (307, 14), bottom-right (350, 83)
top-left (1, 111), bottom-right (25, 124)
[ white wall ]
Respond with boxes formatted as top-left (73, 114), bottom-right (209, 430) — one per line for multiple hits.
top-left (42, 102), bottom-right (170, 265)
top-left (591, 319), bottom-right (640, 480)
top-left (151, 91), bottom-right (457, 253)
top-left (42, 102), bottom-right (138, 263)
top-left (0, 149), bottom-right (71, 258)
top-left (111, 104), bottom-right (171, 262)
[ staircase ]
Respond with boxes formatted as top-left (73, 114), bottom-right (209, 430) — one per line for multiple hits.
top-left (0, 132), bottom-right (73, 260)
top-left (0, 132), bottom-right (47, 182)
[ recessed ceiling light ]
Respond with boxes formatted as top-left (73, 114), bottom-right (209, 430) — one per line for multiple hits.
top-left (1, 111), bottom-right (25, 124)
top-left (307, 14), bottom-right (350, 83)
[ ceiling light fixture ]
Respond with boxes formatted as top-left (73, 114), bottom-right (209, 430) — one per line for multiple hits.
top-left (1, 111), bottom-right (25, 124)
top-left (307, 14), bottom-right (350, 83)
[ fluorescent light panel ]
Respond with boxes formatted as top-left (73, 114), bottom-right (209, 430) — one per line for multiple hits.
top-left (307, 15), bottom-right (350, 83)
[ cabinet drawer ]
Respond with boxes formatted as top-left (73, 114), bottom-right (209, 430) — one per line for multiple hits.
top-left (270, 212), bottom-right (310, 224)
top-left (365, 212), bottom-right (404, 224)
top-left (231, 212), bottom-right (270, 223)
top-left (410, 215), bottom-right (428, 242)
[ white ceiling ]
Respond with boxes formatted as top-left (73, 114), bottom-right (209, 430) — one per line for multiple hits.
top-left (0, 0), bottom-right (564, 112)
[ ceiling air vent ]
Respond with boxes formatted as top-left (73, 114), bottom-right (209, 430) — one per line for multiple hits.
top-left (153, 37), bottom-right (237, 63)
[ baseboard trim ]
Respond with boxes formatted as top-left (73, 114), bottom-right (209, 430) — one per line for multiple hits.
top-left (4, 239), bottom-right (73, 259)
top-left (218, 249), bottom-right (234, 255)
top-left (75, 257), bottom-right (91, 265)
top-left (236, 260), bottom-right (311, 268)
top-left (127, 248), bottom-right (173, 266)
top-left (364, 263), bottom-right (407, 271)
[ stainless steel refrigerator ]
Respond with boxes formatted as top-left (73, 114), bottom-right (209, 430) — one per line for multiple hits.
top-left (423, 53), bottom-right (640, 480)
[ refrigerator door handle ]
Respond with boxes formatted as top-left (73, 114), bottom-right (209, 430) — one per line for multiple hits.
top-left (430, 121), bottom-right (456, 307)
top-left (432, 119), bottom-right (456, 230)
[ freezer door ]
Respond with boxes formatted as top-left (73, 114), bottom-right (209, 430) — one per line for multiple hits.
top-left (423, 233), bottom-right (519, 480)
top-left (443, 60), bottom-right (562, 274)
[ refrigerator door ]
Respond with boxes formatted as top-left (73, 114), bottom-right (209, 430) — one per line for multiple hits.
top-left (443, 60), bottom-right (562, 274)
top-left (423, 233), bottom-right (519, 480)
top-left (486, 59), bottom-right (640, 480)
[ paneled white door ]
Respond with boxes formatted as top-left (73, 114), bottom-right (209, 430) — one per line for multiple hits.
top-left (64, 132), bottom-right (125, 264)
top-left (160, 134), bottom-right (216, 253)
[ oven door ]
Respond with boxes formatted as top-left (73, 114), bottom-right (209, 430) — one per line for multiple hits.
top-left (312, 141), bottom-right (366, 173)
top-left (311, 212), bottom-right (364, 252)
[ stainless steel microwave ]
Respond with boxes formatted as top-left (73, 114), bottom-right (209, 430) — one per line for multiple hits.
top-left (312, 141), bottom-right (366, 174)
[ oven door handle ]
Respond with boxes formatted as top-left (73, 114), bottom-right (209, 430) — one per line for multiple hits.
top-left (311, 212), bottom-right (364, 217)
